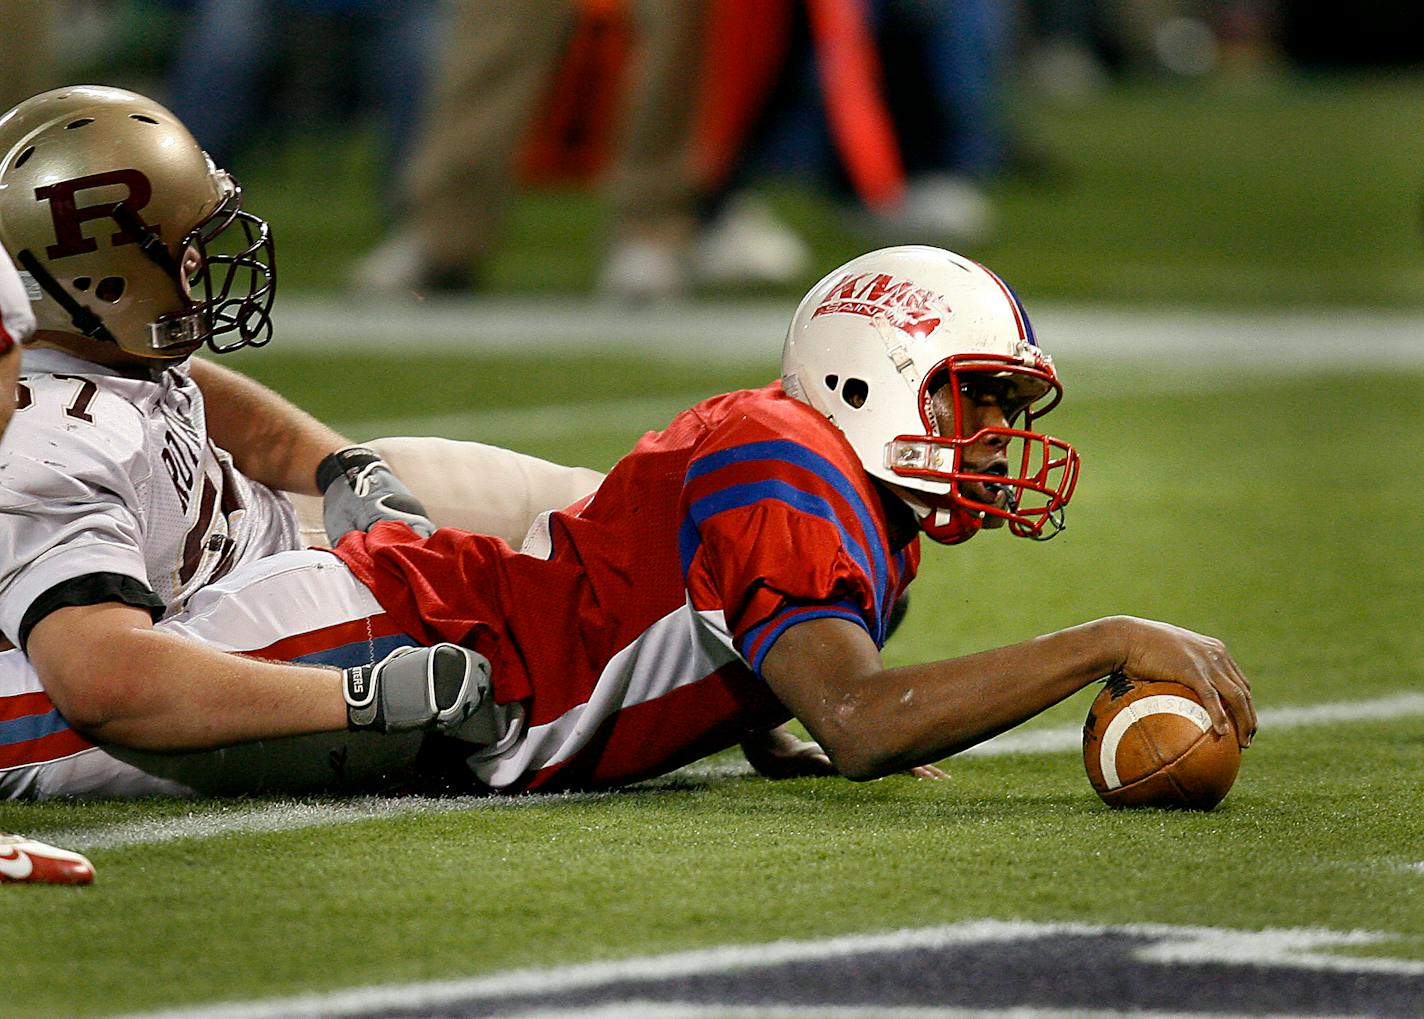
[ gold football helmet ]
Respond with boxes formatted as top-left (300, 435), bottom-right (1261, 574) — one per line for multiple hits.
top-left (0, 85), bottom-right (275, 360)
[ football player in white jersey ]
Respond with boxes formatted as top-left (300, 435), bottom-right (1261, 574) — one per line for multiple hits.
top-left (0, 233), bottom-right (88, 879)
top-left (0, 86), bottom-right (505, 760)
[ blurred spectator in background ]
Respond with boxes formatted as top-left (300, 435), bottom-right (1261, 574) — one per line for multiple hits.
top-left (350, 0), bottom-right (709, 301)
top-left (352, 0), bottom-right (1022, 302)
top-left (692, 0), bottom-right (1012, 294)
top-left (166, 0), bottom-right (442, 223)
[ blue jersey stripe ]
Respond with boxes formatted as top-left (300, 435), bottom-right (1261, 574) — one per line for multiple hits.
top-left (682, 439), bottom-right (890, 637)
top-left (683, 479), bottom-right (883, 639)
top-left (291, 633), bottom-right (417, 670)
top-left (739, 602), bottom-right (869, 677)
top-left (0, 708), bottom-right (71, 747)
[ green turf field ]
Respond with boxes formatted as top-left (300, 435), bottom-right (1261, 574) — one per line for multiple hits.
top-left (5, 73), bottom-right (1424, 1016)
top-left (4, 347), bottom-right (1423, 1017)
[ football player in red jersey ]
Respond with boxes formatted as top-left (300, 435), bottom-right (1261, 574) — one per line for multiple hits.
top-left (0, 245), bottom-right (1254, 799)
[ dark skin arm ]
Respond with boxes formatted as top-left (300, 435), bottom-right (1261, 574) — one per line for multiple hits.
top-left (189, 358), bottom-right (346, 496)
top-left (760, 614), bottom-right (1255, 781)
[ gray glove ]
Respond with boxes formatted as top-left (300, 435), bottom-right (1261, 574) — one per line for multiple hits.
top-left (343, 643), bottom-right (492, 733)
top-left (317, 445), bottom-right (436, 544)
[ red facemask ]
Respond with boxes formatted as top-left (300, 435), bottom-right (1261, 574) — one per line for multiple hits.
top-left (886, 354), bottom-right (1081, 543)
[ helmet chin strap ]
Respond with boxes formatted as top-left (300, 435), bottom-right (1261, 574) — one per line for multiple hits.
top-left (894, 488), bottom-right (985, 546)
top-left (15, 249), bottom-right (121, 346)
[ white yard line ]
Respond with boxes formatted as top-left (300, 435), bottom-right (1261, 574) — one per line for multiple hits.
top-left (303, 300), bottom-right (1423, 439)
top-left (274, 296), bottom-right (1424, 367)
top-left (43, 692), bottom-right (1424, 853)
top-left (958, 691), bottom-right (1424, 758)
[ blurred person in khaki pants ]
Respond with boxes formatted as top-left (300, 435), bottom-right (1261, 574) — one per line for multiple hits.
top-left (350, 0), bottom-right (709, 302)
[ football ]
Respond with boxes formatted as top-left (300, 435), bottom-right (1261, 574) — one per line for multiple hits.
top-left (1082, 673), bottom-right (1241, 810)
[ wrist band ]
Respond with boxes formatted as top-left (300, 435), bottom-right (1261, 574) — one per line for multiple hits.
top-left (315, 445), bottom-right (381, 493)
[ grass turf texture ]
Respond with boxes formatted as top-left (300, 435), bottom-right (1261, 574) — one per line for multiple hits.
top-left (3, 352), bottom-right (1422, 1017)
top-left (243, 74), bottom-right (1424, 307)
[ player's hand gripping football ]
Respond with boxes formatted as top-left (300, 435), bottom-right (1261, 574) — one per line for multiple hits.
top-left (1110, 616), bottom-right (1256, 748)
top-left (317, 445), bottom-right (436, 543)
top-left (344, 644), bottom-right (492, 734)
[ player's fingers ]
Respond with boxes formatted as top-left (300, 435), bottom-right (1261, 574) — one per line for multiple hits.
top-left (907, 764), bottom-right (947, 780)
top-left (1212, 665), bottom-right (1255, 748)
top-left (1215, 651), bottom-right (1256, 743)
top-left (1189, 669), bottom-right (1232, 738)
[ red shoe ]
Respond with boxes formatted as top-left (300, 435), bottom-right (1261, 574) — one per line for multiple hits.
top-left (0, 833), bottom-right (95, 885)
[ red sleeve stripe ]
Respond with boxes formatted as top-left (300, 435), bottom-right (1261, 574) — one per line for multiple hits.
top-left (248, 614), bottom-right (414, 668)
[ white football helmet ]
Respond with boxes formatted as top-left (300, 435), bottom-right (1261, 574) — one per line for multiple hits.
top-left (0, 85), bottom-right (275, 361)
top-left (782, 246), bottom-right (1080, 544)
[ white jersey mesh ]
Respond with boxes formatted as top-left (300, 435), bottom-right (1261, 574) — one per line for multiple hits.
top-left (0, 348), bottom-right (300, 644)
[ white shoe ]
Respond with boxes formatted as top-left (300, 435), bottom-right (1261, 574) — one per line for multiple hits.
top-left (691, 193), bottom-right (811, 288)
top-left (865, 174), bottom-right (996, 248)
top-left (0, 833), bottom-right (94, 885)
top-left (347, 230), bottom-right (471, 297)
top-left (596, 238), bottom-right (689, 303)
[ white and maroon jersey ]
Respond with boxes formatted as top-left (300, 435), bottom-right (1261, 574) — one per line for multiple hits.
top-left (336, 383), bottom-right (920, 793)
top-left (0, 248), bottom-right (36, 355)
top-left (0, 348), bottom-right (300, 646)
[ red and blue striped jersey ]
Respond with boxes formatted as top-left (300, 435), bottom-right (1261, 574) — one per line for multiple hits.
top-left (336, 383), bottom-right (919, 792)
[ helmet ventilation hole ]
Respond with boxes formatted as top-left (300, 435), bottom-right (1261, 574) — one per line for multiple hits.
top-left (823, 374), bottom-right (839, 391)
top-left (841, 378), bottom-right (869, 409)
top-left (65, 118), bottom-right (95, 130)
top-left (129, 114), bottom-right (159, 124)
top-left (14, 145), bottom-right (35, 168)
top-left (72, 277), bottom-right (92, 292)
top-left (95, 277), bottom-right (126, 303)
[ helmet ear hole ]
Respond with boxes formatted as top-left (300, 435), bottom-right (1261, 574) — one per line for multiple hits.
top-left (95, 277), bottom-right (126, 303)
top-left (841, 378), bottom-right (869, 409)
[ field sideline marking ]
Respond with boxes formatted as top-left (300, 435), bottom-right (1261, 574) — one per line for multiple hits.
top-left (960, 690), bottom-right (1424, 757)
top-left (43, 692), bottom-right (1424, 853)
top-left (273, 296), bottom-right (1424, 366)
top-left (106, 919), bottom-right (1424, 1019)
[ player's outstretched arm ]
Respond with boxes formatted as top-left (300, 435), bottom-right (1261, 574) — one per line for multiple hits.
top-left (189, 357), bottom-right (347, 496)
top-left (760, 615), bottom-right (1255, 782)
